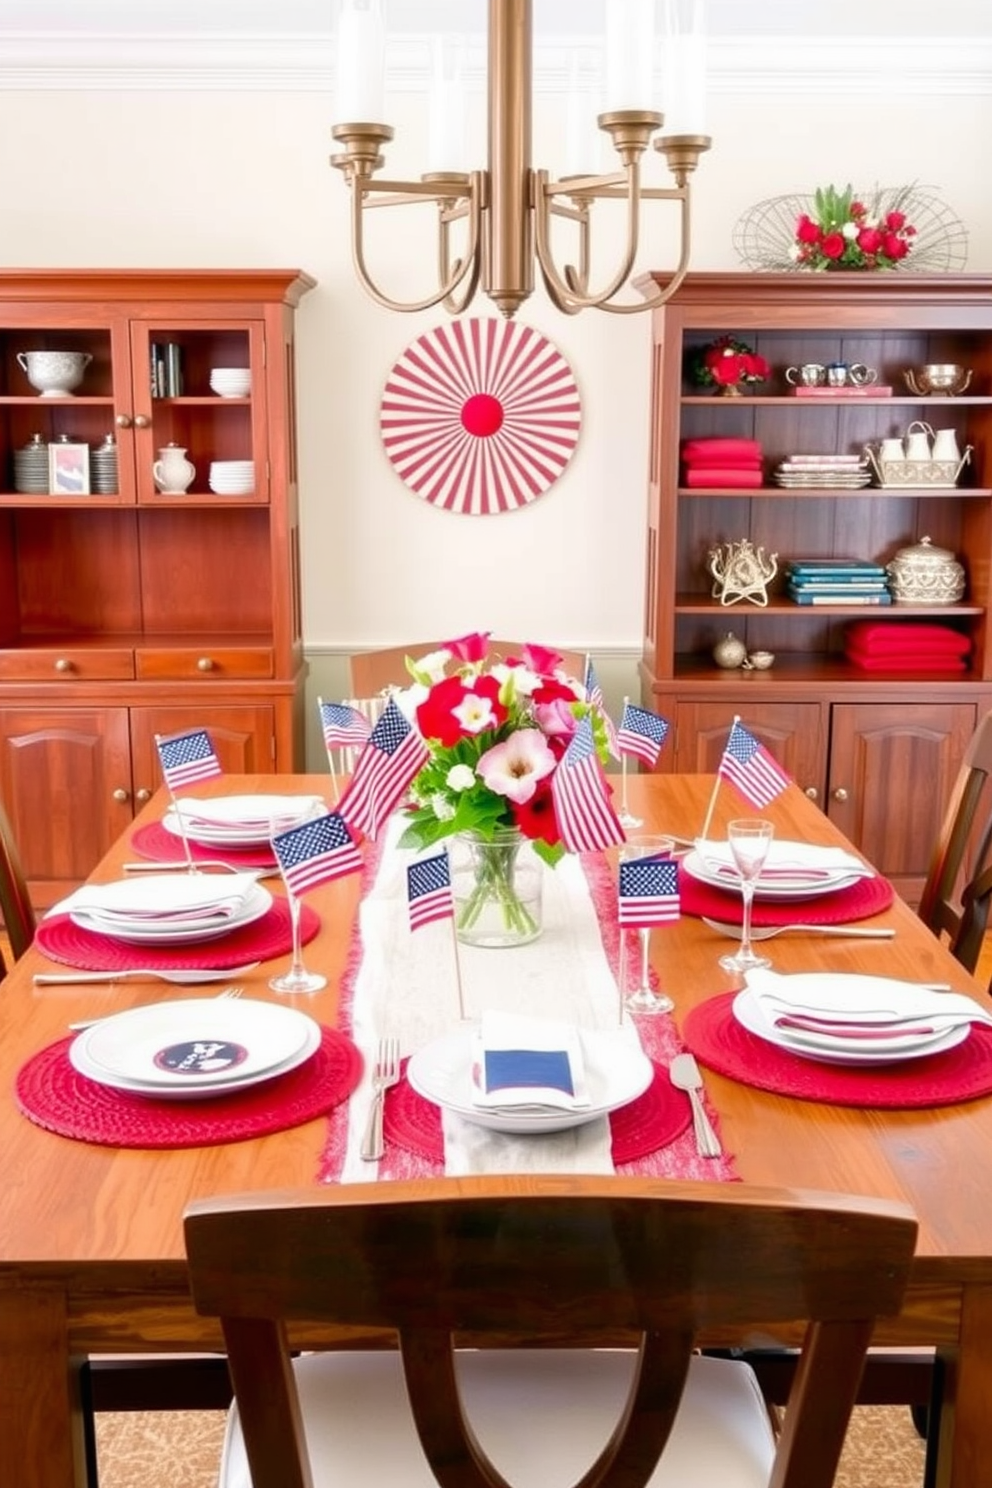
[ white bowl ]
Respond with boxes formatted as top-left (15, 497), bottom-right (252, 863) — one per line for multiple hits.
top-left (210, 368), bottom-right (251, 398)
top-left (18, 350), bottom-right (92, 397)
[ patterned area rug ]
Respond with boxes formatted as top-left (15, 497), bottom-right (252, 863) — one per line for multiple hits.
top-left (95, 1404), bottom-right (925, 1486)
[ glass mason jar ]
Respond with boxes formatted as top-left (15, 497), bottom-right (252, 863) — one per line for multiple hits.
top-left (451, 828), bottom-right (544, 949)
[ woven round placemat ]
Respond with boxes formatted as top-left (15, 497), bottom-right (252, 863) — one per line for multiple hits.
top-left (680, 872), bottom-right (894, 926)
top-left (15, 1026), bottom-right (363, 1148)
top-left (683, 993), bottom-right (992, 1109)
top-left (383, 1059), bottom-right (690, 1165)
top-left (34, 898), bottom-right (319, 971)
top-left (130, 820), bottom-right (277, 869)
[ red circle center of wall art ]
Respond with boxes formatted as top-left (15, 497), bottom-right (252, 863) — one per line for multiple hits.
top-left (379, 317), bottom-right (582, 516)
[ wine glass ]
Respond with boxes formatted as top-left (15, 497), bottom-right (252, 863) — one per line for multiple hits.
top-left (619, 835), bottom-right (675, 1015)
top-left (269, 809), bottom-right (327, 996)
top-left (718, 818), bottom-right (775, 975)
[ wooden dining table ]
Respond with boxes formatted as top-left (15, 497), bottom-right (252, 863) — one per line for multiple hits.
top-left (2, 771), bottom-right (991, 1488)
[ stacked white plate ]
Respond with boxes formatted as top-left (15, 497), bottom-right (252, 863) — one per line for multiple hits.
top-left (209, 367), bottom-right (251, 398)
top-left (773, 454), bottom-right (871, 489)
top-left (65, 873), bottom-right (270, 945)
top-left (163, 793), bottom-right (324, 848)
top-left (683, 840), bottom-right (872, 901)
top-left (734, 969), bottom-right (991, 1067)
top-left (407, 1021), bottom-right (653, 1134)
top-left (69, 997), bottom-right (321, 1099)
top-left (209, 459), bottom-right (254, 494)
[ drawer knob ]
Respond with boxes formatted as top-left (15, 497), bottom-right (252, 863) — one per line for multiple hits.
top-left (832, 787), bottom-right (849, 803)
top-left (135, 787), bottom-right (152, 804)
top-left (53, 657), bottom-right (73, 673)
top-left (197, 656), bottom-right (215, 672)
top-left (112, 787), bottom-right (130, 803)
top-left (804, 786), bottom-right (819, 801)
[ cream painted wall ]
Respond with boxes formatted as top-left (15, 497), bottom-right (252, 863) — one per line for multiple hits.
top-left (0, 65), bottom-right (988, 753)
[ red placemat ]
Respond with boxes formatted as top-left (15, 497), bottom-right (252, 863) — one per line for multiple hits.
top-left (130, 820), bottom-right (276, 870)
top-left (683, 993), bottom-right (992, 1109)
top-left (383, 1059), bottom-right (691, 1166)
top-left (680, 872), bottom-right (894, 926)
top-left (34, 899), bottom-right (320, 971)
top-left (15, 1026), bottom-right (363, 1148)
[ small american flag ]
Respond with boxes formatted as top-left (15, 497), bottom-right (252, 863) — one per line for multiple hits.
top-left (718, 720), bottom-right (791, 808)
top-left (406, 849), bottom-right (453, 931)
top-left (551, 716), bottom-right (626, 854)
top-left (618, 855), bottom-right (680, 927)
top-left (337, 699), bottom-right (430, 840)
top-left (617, 703), bottom-right (670, 769)
top-left (155, 728), bottom-right (222, 791)
top-left (583, 656), bottom-right (619, 757)
top-left (271, 811), bottom-right (362, 896)
top-left (318, 699), bottom-right (372, 752)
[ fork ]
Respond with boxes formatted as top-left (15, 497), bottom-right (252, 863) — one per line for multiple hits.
top-left (68, 986), bottom-right (243, 1031)
top-left (360, 1036), bottom-right (401, 1162)
top-left (702, 916), bottom-right (895, 942)
top-left (34, 962), bottom-right (260, 986)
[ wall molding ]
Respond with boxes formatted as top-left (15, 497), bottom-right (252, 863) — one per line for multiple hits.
top-left (0, 34), bottom-right (988, 95)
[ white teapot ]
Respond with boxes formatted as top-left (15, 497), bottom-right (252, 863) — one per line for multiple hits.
top-left (153, 444), bottom-right (196, 495)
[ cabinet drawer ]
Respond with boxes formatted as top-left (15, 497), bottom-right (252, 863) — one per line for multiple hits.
top-left (0, 648), bottom-right (135, 681)
top-left (135, 646), bottom-right (274, 680)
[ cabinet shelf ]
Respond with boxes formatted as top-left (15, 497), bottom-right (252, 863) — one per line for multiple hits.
top-left (681, 394), bottom-right (992, 408)
top-left (673, 594), bottom-right (984, 617)
top-left (678, 485), bottom-right (991, 499)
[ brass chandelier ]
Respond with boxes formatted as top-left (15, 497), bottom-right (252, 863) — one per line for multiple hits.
top-left (330, 0), bottom-right (711, 319)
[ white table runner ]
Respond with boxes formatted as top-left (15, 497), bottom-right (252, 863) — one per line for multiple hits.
top-left (319, 818), bottom-right (735, 1184)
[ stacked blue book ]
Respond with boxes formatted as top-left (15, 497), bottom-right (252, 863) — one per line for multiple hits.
top-left (786, 559), bottom-right (892, 606)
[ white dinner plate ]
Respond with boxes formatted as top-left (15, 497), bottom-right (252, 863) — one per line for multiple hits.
top-left (731, 988), bottom-right (970, 1066)
top-left (407, 1023), bottom-right (653, 1134)
top-left (70, 997), bottom-right (319, 1093)
top-left (683, 844), bottom-right (864, 901)
top-left (70, 882), bottom-right (271, 945)
top-left (163, 794), bottom-right (324, 847)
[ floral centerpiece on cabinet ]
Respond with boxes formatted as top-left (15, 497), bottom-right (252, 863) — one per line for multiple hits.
top-left (689, 335), bottom-right (771, 397)
top-left (792, 183), bottom-right (916, 271)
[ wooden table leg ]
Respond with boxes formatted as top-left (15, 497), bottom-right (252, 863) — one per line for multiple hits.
top-left (0, 1284), bottom-right (87, 1487)
top-left (933, 1284), bottom-right (992, 1488)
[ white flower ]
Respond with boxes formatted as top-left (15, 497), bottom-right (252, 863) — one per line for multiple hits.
top-left (788, 243), bottom-right (803, 262)
top-left (408, 649), bottom-right (451, 685)
top-left (390, 683), bottom-right (429, 722)
top-left (446, 763), bottom-right (476, 792)
top-left (842, 222), bottom-right (859, 241)
top-left (429, 792), bottom-right (456, 821)
top-left (452, 689), bottom-right (500, 734)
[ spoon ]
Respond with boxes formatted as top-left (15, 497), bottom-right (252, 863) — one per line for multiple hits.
top-left (33, 961), bottom-right (261, 986)
top-left (702, 916), bottom-right (895, 942)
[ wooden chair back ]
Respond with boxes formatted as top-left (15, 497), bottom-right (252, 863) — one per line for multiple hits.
top-left (0, 794), bottom-right (35, 968)
top-left (917, 708), bottom-right (992, 971)
top-left (185, 1175), bottom-right (916, 1488)
top-left (350, 640), bottom-right (587, 696)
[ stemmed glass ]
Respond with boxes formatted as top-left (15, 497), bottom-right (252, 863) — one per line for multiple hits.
top-left (269, 809), bottom-right (327, 996)
top-left (718, 818), bottom-right (775, 975)
top-left (619, 835), bottom-right (675, 1015)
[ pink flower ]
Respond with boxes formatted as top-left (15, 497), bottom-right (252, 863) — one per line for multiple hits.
top-left (519, 642), bottom-right (563, 676)
top-left (443, 630), bottom-right (491, 664)
top-left (476, 730), bottom-right (556, 805)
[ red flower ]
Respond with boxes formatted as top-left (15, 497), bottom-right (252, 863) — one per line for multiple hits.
top-left (415, 673), bottom-right (507, 747)
top-left (820, 232), bottom-right (846, 260)
top-left (511, 782), bottom-right (561, 847)
top-left (856, 226), bottom-right (884, 256)
top-left (885, 210), bottom-right (907, 231)
top-left (796, 214), bottom-right (821, 245)
top-left (443, 630), bottom-right (491, 664)
top-left (742, 352), bottom-right (770, 380)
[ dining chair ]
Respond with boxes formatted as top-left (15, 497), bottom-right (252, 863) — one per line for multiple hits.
top-left (917, 707), bottom-right (992, 975)
top-left (350, 639), bottom-right (587, 696)
top-left (184, 1175), bottom-right (916, 1488)
top-left (0, 792), bottom-right (36, 970)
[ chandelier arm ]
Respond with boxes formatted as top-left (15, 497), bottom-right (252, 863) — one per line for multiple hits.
top-left (534, 163), bottom-right (646, 313)
top-left (592, 192), bottom-right (694, 313)
top-left (439, 182), bottom-right (485, 314)
top-left (347, 178), bottom-right (481, 315)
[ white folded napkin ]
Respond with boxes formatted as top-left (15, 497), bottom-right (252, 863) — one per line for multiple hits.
top-left (173, 794), bottom-right (322, 830)
top-left (696, 839), bottom-right (872, 882)
top-left (745, 968), bottom-right (992, 1040)
top-left (51, 873), bottom-right (257, 924)
top-left (471, 1011), bottom-right (591, 1111)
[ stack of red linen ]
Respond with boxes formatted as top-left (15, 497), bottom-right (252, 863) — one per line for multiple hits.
top-left (844, 621), bottom-right (973, 672)
top-left (680, 437), bottom-right (764, 488)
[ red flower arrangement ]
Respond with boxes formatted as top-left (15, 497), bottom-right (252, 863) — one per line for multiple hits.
top-left (691, 335), bottom-right (771, 394)
top-left (792, 183), bottom-right (916, 271)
